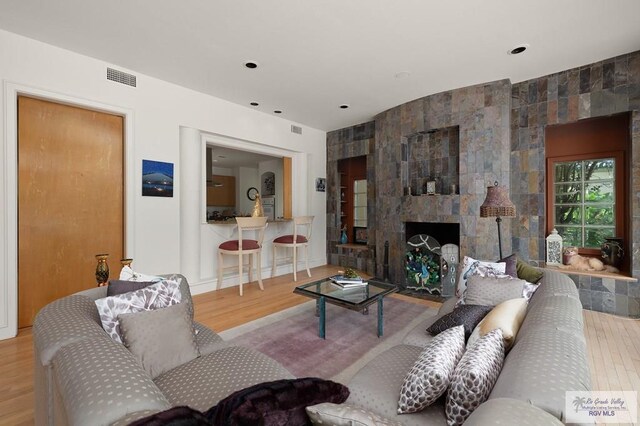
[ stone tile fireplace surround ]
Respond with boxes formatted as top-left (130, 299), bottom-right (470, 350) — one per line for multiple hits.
top-left (327, 50), bottom-right (640, 317)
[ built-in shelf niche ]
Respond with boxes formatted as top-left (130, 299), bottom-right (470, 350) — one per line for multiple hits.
top-left (406, 126), bottom-right (460, 195)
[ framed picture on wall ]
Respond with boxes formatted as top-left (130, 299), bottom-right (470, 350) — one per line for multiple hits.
top-left (315, 177), bottom-right (326, 192)
top-left (353, 227), bottom-right (368, 244)
top-left (142, 160), bottom-right (174, 197)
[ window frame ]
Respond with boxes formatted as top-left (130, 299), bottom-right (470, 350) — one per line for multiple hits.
top-left (353, 178), bottom-right (367, 228)
top-left (546, 150), bottom-right (625, 256)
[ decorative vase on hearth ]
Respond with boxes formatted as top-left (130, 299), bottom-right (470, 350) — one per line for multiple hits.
top-left (340, 229), bottom-right (348, 244)
top-left (95, 254), bottom-right (109, 287)
top-left (601, 237), bottom-right (624, 269)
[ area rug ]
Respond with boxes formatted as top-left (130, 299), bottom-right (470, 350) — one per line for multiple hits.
top-left (220, 298), bottom-right (437, 383)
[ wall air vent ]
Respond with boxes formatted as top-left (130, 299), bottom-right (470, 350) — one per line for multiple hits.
top-left (107, 68), bottom-right (137, 87)
top-left (291, 125), bottom-right (303, 135)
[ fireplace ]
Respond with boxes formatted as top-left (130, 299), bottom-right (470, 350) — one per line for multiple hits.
top-left (405, 222), bottom-right (460, 247)
top-left (402, 222), bottom-right (460, 300)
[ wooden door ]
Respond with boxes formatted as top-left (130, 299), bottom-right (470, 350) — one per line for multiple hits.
top-left (18, 96), bottom-right (124, 327)
top-left (283, 157), bottom-right (292, 218)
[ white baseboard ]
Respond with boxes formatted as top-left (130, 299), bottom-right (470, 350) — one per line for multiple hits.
top-left (189, 257), bottom-right (327, 296)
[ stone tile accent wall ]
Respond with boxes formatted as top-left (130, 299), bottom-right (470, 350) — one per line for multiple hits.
top-left (326, 50), bottom-right (640, 317)
top-left (568, 274), bottom-right (640, 317)
top-left (511, 50), bottom-right (640, 316)
top-left (326, 121), bottom-right (376, 275)
top-left (375, 80), bottom-right (512, 285)
top-left (407, 126), bottom-right (460, 195)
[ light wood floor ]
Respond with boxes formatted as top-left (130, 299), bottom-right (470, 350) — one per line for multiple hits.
top-left (0, 264), bottom-right (637, 425)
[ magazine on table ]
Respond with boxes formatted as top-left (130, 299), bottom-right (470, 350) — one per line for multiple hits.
top-left (330, 275), bottom-right (368, 288)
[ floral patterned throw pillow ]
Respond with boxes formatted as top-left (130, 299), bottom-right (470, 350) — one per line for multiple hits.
top-left (456, 256), bottom-right (507, 299)
top-left (95, 279), bottom-right (182, 343)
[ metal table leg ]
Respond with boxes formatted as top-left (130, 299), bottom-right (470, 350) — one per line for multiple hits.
top-left (318, 296), bottom-right (326, 339)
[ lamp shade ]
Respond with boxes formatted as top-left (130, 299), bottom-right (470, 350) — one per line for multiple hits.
top-left (480, 184), bottom-right (516, 218)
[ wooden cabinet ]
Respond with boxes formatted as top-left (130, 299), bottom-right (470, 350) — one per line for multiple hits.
top-left (207, 175), bottom-right (235, 206)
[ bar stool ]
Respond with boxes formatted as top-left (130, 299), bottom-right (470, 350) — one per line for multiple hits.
top-left (217, 216), bottom-right (268, 296)
top-left (272, 216), bottom-right (314, 281)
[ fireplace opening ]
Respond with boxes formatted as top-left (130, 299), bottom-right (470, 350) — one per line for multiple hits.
top-left (405, 222), bottom-right (460, 247)
top-left (402, 222), bottom-right (460, 300)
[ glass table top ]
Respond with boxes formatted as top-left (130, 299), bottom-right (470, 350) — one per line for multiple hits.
top-left (294, 277), bottom-right (397, 307)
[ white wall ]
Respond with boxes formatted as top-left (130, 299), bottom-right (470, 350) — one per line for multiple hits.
top-left (0, 29), bottom-right (327, 339)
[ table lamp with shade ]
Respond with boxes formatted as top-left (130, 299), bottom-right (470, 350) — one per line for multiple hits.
top-left (480, 181), bottom-right (516, 259)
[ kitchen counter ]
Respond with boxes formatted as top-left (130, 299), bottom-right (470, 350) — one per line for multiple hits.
top-left (207, 218), bottom-right (293, 225)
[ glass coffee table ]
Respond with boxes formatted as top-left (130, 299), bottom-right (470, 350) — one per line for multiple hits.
top-left (293, 278), bottom-right (398, 339)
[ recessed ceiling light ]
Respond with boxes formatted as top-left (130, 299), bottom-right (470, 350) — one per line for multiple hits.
top-left (250, 102), bottom-right (259, 106)
top-left (244, 61), bottom-right (259, 69)
top-left (395, 71), bottom-right (411, 79)
top-left (508, 44), bottom-right (529, 55)
top-left (339, 104), bottom-right (350, 109)
top-left (274, 110), bottom-right (282, 114)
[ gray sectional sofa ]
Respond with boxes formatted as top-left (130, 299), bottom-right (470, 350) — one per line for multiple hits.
top-left (33, 269), bottom-right (589, 425)
top-left (345, 269), bottom-right (591, 425)
top-left (33, 275), bottom-right (294, 426)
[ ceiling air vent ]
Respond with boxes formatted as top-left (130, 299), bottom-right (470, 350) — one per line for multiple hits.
top-left (291, 125), bottom-right (302, 135)
top-left (107, 68), bottom-right (137, 87)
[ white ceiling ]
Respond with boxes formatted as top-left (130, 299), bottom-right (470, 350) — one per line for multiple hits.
top-left (1, 1), bottom-right (639, 131)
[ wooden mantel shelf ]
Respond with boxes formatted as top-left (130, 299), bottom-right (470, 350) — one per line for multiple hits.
top-left (540, 262), bottom-right (637, 282)
top-left (337, 243), bottom-right (368, 251)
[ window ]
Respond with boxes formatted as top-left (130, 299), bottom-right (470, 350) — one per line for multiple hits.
top-left (545, 113), bottom-right (629, 266)
top-left (353, 179), bottom-right (367, 227)
top-left (553, 157), bottom-right (615, 248)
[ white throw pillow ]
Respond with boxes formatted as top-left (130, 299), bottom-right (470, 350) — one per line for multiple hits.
top-left (119, 265), bottom-right (163, 282)
top-left (456, 256), bottom-right (506, 298)
top-left (95, 279), bottom-right (181, 343)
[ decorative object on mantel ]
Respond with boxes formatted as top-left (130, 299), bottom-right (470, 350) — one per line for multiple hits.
top-left (479, 181), bottom-right (516, 259)
top-left (405, 234), bottom-right (442, 295)
top-left (340, 227), bottom-right (348, 244)
top-left (545, 229), bottom-right (563, 265)
top-left (601, 237), bottom-right (624, 269)
top-left (95, 253), bottom-right (110, 287)
top-left (251, 192), bottom-right (264, 217)
top-left (425, 180), bottom-right (436, 195)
